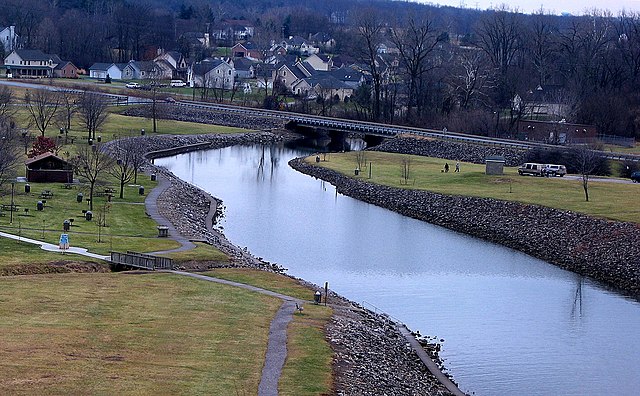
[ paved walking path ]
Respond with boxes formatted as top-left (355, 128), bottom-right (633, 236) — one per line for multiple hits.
top-left (170, 271), bottom-right (298, 396)
top-left (144, 174), bottom-right (196, 255)
top-left (0, 231), bottom-right (110, 261)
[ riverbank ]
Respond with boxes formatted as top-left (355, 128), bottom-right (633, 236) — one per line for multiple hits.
top-left (123, 132), bottom-right (456, 395)
top-left (289, 154), bottom-right (640, 299)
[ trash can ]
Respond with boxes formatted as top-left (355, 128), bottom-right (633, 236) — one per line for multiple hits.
top-left (25, 184), bottom-right (30, 193)
top-left (88, 138), bottom-right (93, 146)
top-left (77, 193), bottom-right (83, 203)
top-left (37, 201), bottom-right (43, 211)
top-left (141, 128), bottom-right (145, 136)
top-left (138, 186), bottom-right (145, 195)
top-left (63, 220), bottom-right (70, 231)
top-left (85, 211), bottom-right (92, 221)
top-left (315, 155), bottom-right (320, 163)
top-left (151, 174), bottom-right (157, 181)
top-left (314, 291), bottom-right (321, 304)
top-left (97, 135), bottom-right (102, 142)
top-left (354, 168), bottom-right (360, 176)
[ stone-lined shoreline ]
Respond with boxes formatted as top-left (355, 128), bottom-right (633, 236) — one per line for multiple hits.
top-left (290, 140), bottom-right (640, 298)
top-left (112, 132), bottom-right (456, 396)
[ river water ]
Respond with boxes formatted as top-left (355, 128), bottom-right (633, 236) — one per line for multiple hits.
top-left (156, 143), bottom-right (640, 396)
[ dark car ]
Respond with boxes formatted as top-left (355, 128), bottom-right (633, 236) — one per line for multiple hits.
top-left (631, 171), bottom-right (640, 183)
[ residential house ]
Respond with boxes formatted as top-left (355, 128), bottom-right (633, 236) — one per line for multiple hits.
top-left (377, 39), bottom-right (400, 54)
top-left (154, 50), bottom-right (188, 79)
top-left (281, 36), bottom-right (319, 56)
top-left (329, 67), bottom-right (365, 89)
top-left (188, 58), bottom-right (235, 89)
top-left (181, 32), bottom-right (211, 48)
top-left (231, 42), bottom-right (262, 60)
top-left (309, 32), bottom-right (336, 50)
top-left (272, 61), bottom-right (310, 92)
top-left (231, 58), bottom-right (255, 79)
top-left (513, 85), bottom-right (569, 119)
top-left (292, 74), bottom-right (354, 101)
top-left (122, 61), bottom-right (161, 80)
top-left (54, 61), bottom-right (79, 79)
top-left (305, 54), bottom-right (333, 71)
top-left (255, 63), bottom-right (275, 90)
top-left (0, 26), bottom-right (18, 53)
top-left (4, 49), bottom-right (67, 78)
top-left (89, 63), bottom-right (128, 80)
top-left (211, 20), bottom-right (254, 42)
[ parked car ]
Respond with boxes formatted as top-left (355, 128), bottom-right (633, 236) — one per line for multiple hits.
top-left (125, 82), bottom-right (140, 89)
top-left (543, 164), bottom-right (567, 177)
top-left (170, 79), bottom-right (187, 87)
top-left (631, 171), bottom-right (640, 183)
top-left (517, 163), bottom-right (545, 176)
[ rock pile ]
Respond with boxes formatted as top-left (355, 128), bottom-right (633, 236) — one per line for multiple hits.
top-left (328, 305), bottom-right (454, 396)
top-left (371, 135), bottom-right (529, 166)
top-left (290, 158), bottom-right (640, 298)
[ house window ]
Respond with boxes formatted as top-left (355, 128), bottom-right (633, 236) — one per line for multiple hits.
top-left (228, 70), bottom-right (232, 75)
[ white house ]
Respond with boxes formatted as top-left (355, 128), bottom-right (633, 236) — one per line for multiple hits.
top-left (188, 59), bottom-right (235, 89)
top-left (0, 26), bottom-right (18, 53)
top-left (4, 49), bottom-right (61, 78)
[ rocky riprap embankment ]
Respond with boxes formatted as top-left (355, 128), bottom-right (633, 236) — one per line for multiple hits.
top-left (290, 157), bottom-right (640, 298)
top-left (371, 135), bottom-right (529, 166)
top-left (121, 103), bottom-right (284, 131)
top-left (329, 305), bottom-right (454, 396)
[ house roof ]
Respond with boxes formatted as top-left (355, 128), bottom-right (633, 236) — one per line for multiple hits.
top-left (303, 74), bottom-right (349, 90)
top-left (233, 57), bottom-right (255, 71)
top-left (130, 61), bottom-right (156, 72)
top-left (311, 32), bottom-right (333, 43)
top-left (329, 67), bottom-right (363, 82)
top-left (275, 62), bottom-right (307, 80)
top-left (89, 62), bottom-right (113, 71)
top-left (54, 61), bottom-right (77, 71)
top-left (24, 152), bottom-right (68, 166)
top-left (192, 59), bottom-right (230, 75)
top-left (14, 49), bottom-right (51, 61)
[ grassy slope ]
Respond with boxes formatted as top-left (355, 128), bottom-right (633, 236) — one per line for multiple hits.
top-left (205, 269), bottom-right (333, 395)
top-left (313, 151), bottom-right (640, 223)
top-left (0, 272), bottom-right (280, 395)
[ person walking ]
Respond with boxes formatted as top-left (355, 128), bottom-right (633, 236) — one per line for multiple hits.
top-left (455, 161), bottom-right (460, 172)
top-left (444, 163), bottom-right (449, 173)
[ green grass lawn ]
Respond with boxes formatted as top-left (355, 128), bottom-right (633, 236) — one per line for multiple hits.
top-left (160, 242), bottom-right (229, 263)
top-left (313, 151), bottom-right (640, 223)
top-left (203, 269), bottom-right (333, 395)
top-left (0, 272), bottom-right (280, 394)
top-left (0, 177), bottom-right (180, 259)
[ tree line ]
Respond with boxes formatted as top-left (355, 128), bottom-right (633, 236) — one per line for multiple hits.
top-left (2, 1), bottom-right (640, 138)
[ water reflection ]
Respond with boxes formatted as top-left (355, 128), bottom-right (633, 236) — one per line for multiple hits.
top-left (156, 143), bottom-right (640, 396)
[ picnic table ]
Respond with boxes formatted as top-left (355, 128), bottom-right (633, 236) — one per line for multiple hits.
top-left (40, 190), bottom-right (53, 199)
top-left (1, 204), bottom-right (19, 211)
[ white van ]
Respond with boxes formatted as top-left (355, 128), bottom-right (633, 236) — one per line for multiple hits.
top-left (170, 80), bottom-right (187, 87)
top-left (517, 163), bottom-right (545, 176)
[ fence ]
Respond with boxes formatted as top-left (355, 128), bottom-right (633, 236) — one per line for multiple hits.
top-left (110, 251), bottom-right (173, 270)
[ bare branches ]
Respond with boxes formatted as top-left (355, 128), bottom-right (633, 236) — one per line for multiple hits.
top-left (24, 89), bottom-right (61, 137)
top-left (77, 91), bottom-right (109, 141)
top-left (0, 120), bottom-right (20, 190)
top-left (71, 144), bottom-right (114, 210)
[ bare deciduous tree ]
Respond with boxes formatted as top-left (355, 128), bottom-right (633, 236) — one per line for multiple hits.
top-left (77, 91), bottom-right (109, 141)
top-left (355, 8), bottom-right (385, 121)
top-left (72, 144), bottom-right (114, 211)
top-left (391, 12), bottom-right (443, 120)
top-left (107, 138), bottom-right (145, 198)
top-left (570, 144), bottom-right (601, 202)
top-left (25, 89), bottom-right (61, 137)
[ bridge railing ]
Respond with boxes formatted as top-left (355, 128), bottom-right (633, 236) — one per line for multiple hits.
top-left (110, 251), bottom-right (173, 270)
